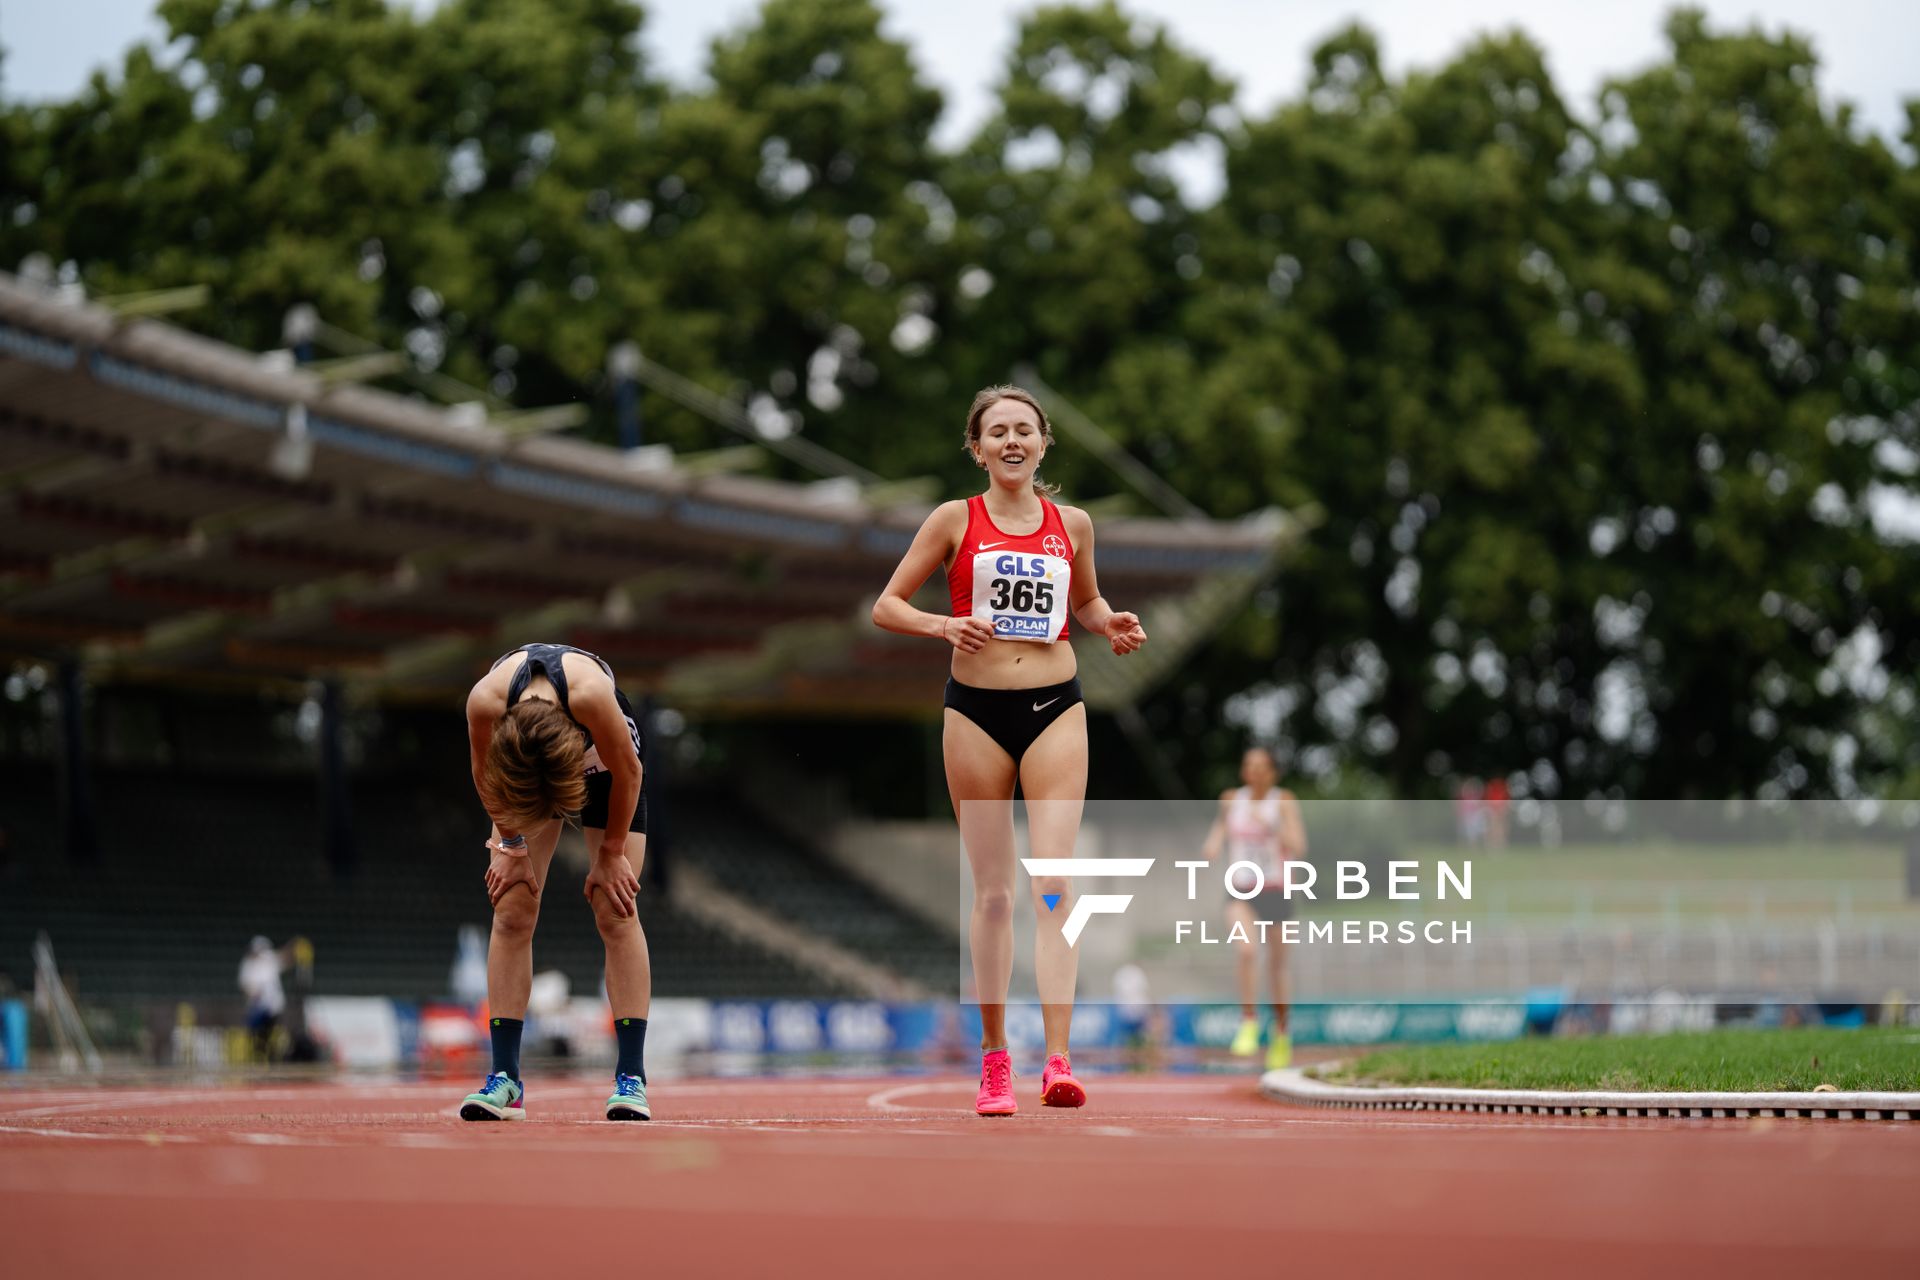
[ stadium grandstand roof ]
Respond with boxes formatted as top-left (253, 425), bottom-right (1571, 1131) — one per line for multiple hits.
top-left (0, 272), bottom-right (1304, 714)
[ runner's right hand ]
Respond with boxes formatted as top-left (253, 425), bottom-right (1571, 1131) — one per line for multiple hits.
top-left (941, 616), bottom-right (995, 653)
top-left (485, 845), bottom-right (539, 905)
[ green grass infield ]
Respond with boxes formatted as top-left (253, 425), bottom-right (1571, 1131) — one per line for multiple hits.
top-left (1322, 1027), bottom-right (1920, 1093)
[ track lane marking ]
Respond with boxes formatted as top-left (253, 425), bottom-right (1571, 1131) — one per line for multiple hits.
top-left (866, 1081), bottom-right (958, 1112)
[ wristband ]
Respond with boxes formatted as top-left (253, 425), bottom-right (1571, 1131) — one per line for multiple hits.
top-left (489, 833), bottom-right (530, 858)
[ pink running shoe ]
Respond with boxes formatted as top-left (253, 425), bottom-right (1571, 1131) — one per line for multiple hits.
top-left (1041, 1053), bottom-right (1086, 1108)
top-left (975, 1048), bottom-right (1017, 1116)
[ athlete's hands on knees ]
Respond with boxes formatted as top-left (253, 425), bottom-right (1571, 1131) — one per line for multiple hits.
top-left (1104, 611), bottom-right (1147, 655)
top-left (586, 845), bottom-right (641, 918)
top-left (485, 843), bottom-right (539, 906)
top-left (941, 615), bottom-right (995, 653)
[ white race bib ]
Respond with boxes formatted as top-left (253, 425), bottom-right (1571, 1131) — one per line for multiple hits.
top-left (970, 550), bottom-right (1070, 643)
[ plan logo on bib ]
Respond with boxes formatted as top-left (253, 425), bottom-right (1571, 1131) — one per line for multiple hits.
top-left (995, 616), bottom-right (1052, 639)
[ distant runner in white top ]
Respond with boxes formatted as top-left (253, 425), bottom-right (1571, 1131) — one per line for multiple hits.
top-left (1200, 746), bottom-right (1307, 1070)
top-left (238, 935), bottom-right (301, 1062)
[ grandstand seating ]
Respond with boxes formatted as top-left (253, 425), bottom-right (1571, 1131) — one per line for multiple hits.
top-left (0, 766), bottom-right (842, 1006)
top-left (669, 788), bottom-right (958, 995)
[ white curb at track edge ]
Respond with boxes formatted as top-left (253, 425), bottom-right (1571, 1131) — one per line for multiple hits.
top-left (1261, 1068), bottom-right (1920, 1121)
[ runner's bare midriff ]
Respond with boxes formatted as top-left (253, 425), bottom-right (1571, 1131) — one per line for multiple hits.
top-left (950, 636), bottom-right (1078, 690)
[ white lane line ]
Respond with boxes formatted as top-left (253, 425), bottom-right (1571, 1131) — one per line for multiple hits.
top-left (0, 1113), bottom-right (1667, 1155)
top-left (0, 1078), bottom-right (905, 1119)
top-left (4, 1085), bottom-right (449, 1118)
top-left (0, 1123), bottom-right (197, 1144)
top-left (866, 1081), bottom-right (960, 1112)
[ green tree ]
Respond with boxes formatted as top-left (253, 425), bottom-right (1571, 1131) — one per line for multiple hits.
top-left (683, 0), bottom-right (956, 481)
top-left (1168, 24), bottom-right (1626, 793)
top-left (936, 2), bottom-right (1236, 498)
top-left (1582, 10), bottom-right (1920, 796)
top-left (0, 0), bottom-right (958, 466)
top-left (1175, 13), bottom-right (1918, 799)
top-left (1, 0), bottom-right (670, 413)
top-left (3, 2), bottom-right (1914, 799)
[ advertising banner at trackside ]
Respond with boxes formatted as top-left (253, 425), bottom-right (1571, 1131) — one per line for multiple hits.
top-left (306, 996), bottom-right (404, 1068)
top-left (1, 999), bottom-right (26, 1070)
top-left (708, 1001), bottom-right (943, 1055)
top-left (690, 996), bottom-right (1880, 1055)
top-left (298, 994), bottom-right (1885, 1067)
top-left (956, 799), bottom-right (1920, 1007)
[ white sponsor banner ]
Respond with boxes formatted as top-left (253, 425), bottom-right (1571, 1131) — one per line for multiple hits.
top-left (647, 998), bottom-right (714, 1056)
top-left (306, 996), bottom-right (402, 1069)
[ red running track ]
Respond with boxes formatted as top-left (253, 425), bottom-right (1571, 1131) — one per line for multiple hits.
top-left (3, 1071), bottom-right (1916, 1277)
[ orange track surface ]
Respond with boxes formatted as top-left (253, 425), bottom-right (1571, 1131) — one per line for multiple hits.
top-left (4, 1073), bottom-right (1916, 1277)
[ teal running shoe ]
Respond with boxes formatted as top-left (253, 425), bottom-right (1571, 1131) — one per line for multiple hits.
top-left (606, 1073), bottom-right (650, 1121)
top-left (460, 1071), bottom-right (525, 1121)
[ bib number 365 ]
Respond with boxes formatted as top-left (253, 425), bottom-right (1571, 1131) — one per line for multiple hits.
top-left (989, 578), bottom-right (1054, 612)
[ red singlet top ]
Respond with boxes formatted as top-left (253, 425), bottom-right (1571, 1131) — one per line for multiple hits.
top-left (946, 494), bottom-right (1075, 644)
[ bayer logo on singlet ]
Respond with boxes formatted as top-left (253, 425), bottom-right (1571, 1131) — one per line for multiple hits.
top-left (1043, 534), bottom-right (1068, 558)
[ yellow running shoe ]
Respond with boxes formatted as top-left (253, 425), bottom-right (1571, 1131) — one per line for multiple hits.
top-left (1265, 1034), bottom-right (1292, 1071)
top-left (1229, 1018), bottom-right (1260, 1057)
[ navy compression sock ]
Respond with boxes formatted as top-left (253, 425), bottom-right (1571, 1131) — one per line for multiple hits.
top-left (489, 1016), bottom-right (524, 1081)
top-left (615, 1016), bottom-right (647, 1083)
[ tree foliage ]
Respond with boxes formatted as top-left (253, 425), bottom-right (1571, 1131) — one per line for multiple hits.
top-left (2, 1), bottom-right (1915, 798)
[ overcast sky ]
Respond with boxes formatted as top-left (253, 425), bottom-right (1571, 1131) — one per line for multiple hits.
top-left (3, 0), bottom-right (1914, 149)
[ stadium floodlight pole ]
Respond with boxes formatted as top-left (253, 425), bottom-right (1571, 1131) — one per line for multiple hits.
top-left (609, 341), bottom-right (644, 451)
top-left (1014, 366), bottom-right (1209, 523)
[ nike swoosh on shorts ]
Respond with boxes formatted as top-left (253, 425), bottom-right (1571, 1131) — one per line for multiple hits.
top-left (1032, 697), bottom-right (1061, 712)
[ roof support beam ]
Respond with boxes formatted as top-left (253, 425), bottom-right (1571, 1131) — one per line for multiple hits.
top-left (495, 404), bottom-right (592, 436)
top-left (306, 352), bottom-right (409, 385)
top-left (95, 284), bottom-right (211, 319)
top-left (362, 565), bottom-right (693, 692)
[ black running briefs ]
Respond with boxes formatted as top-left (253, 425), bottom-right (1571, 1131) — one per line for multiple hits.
top-left (943, 676), bottom-right (1084, 765)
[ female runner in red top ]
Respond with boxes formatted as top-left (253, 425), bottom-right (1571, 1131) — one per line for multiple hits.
top-left (873, 385), bottom-right (1147, 1115)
